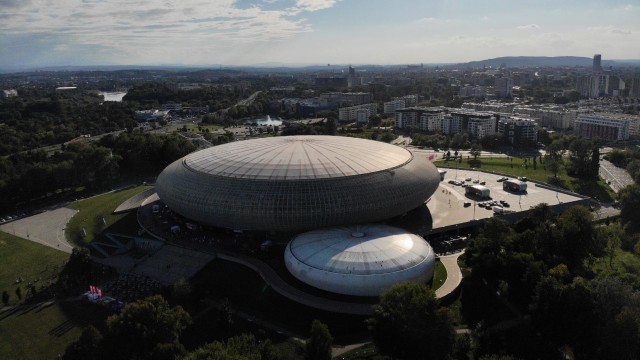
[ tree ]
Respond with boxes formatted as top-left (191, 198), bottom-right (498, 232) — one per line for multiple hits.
top-left (368, 282), bottom-right (454, 359)
top-left (63, 326), bottom-right (103, 360)
top-left (618, 184), bottom-right (640, 233)
top-left (545, 140), bottom-right (565, 180)
top-left (306, 320), bottom-right (333, 360)
top-left (102, 295), bottom-right (192, 359)
top-left (470, 143), bottom-right (482, 161)
top-left (2, 290), bottom-right (9, 305)
top-left (567, 138), bottom-right (595, 178)
top-left (15, 287), bottom-right (21, 300)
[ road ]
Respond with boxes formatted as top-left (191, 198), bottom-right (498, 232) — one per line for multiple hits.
top-left (599, 159), bottom-right (634, 193)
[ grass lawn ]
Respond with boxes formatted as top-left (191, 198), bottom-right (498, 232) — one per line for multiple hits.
top-left (66, 185), bottom-right (152, 246)
top-left (337, 343), bottom-right (388, 360)
top-left (432, 260), bottom-right (447, 291)
top-left (0, 232), bottom-right (69, 306)
top-left (181, 123), bottom-right (222, 133)
top-left (0, 300), bottom-right (109, 360)
top-left (434, 157), bottom-right (614, 202)
top-left (0, 303), bottom-right (81, 360)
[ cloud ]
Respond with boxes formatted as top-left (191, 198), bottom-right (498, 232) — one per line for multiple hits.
top-left (612, 29), bottom-right (632, 35)
top-left (481, 16), bottom-right (489, 21)
top-left (587, 26), bottom-right (633, 36)
top-left (517, 24), bottom-right (540, 30)
top-left (293, 0), bottom-right (339, 12)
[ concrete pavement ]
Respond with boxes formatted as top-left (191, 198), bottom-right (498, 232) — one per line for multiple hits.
top-left (435, 251), bottom-right (464, 300)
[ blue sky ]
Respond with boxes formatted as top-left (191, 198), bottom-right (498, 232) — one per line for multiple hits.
top-left (1, 0), bottom-right (639, 69)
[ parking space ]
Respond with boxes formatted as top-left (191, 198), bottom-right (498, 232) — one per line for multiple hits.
top-left (427, 168), bottom-right (587, 229)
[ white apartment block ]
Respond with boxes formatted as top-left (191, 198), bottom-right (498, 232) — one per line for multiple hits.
top-left (498, 117), bottom-right (538, 144)
top-left (468, 116), bottom-right (497, 138)
top-left (384, 99), bottom-right (406, 114)
top-left (574, 113), bottom-right (639, 141)
top-left (339, 103), bottom-right (377, 122)
top-left (513, 106), bottom-right (577, 130)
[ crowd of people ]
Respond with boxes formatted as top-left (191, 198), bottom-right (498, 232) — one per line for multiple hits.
top-left (102, 273), bottom-right (161, 303)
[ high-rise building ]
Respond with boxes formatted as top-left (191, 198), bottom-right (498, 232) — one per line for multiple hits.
top-left (593, 54), bottom-right (602, 73)
top-left (497, 117), bottom-right (538, 145)
top-left (629, 78), bottom-right (640, 98)
top-left (495, 77), bottom-right (514, 98)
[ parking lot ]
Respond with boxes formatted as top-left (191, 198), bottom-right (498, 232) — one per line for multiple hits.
top-left (427, 168), bottom-right (588, 229)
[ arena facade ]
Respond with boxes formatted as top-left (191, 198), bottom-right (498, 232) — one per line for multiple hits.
top-left (156, 135), bottom-right (441, 232)
top-left (155, 135), bottom-right (440, 297)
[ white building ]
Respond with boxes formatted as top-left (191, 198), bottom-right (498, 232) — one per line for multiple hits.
top-left (498, 117), bottom-right (538, 144)
top-left (574, 113), bottom-right (639, 141)
top-left (338, 103), bottom-right (377, 122)
top-left (384, 99), bottom-right (406, 114)
top-left (468, 116), bottom-right (497, 138)
top-left (1, 89), bottom-right (18, 98)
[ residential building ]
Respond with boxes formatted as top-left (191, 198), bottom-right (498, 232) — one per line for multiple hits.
top-left (593, 54), bottom-right (602, 73)
top-left (495, 77), bottom-right (514, 98)
top-left (394, 107), bottom-right (444, 131)
top-left (467, 115), bottom-right (497, 138)
top-left (384, 99), bottom-right (406, 114)
top-left (338, 103), bottom-right (377, 122)
top-left (574, 113), bottom-right (639, 141)
top-left (1, 89), bottom-right (18, 98)
top-left (320, 92), bottom-right (373, 105)
top-left (630, 78), bottom-right (640, 98)
top-left (498, 117), bottom-right (538, 145)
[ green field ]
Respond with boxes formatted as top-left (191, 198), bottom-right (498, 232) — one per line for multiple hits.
top-left (432, 260), bottom-right (447, 291)
top-left (0, 302), bottom-right (86, 360)
top-left (0, 232), bottom-right (69, 306)
top-left (0, 234), bottom-right (107, 359)
top-left (66, 185), bottom-right (152, 246)
top-left (435, 157), bottom-right (615, 202)
top-left (591, 247), bottom-right (640, 288)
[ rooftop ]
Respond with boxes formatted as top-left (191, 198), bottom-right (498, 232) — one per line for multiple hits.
top-left (183, 135), bottom-right (412, 180)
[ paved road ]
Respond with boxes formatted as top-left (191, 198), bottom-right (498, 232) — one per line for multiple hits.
top-left (0, 208), bottom-right (76, 253)
top-left (599, 159), bottom-right (634, 193)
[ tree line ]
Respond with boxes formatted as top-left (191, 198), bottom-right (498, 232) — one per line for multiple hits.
top-left (0, 132), bottom-right (196, 213)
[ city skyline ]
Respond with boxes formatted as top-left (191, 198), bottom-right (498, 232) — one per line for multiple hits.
top-left (1, 0), bottom-right (639, 70)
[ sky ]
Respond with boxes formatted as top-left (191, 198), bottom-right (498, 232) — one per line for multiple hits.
top-left (1, 0), bottom-right (639, 69)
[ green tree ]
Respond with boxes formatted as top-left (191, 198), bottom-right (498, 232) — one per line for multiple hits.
top-left (306, 320), bottom-right (333, 360)
top-left (63, 326), bottom-right (103, 360)
top-left (470, 143), bottom-right (482, 161)
top-left (618, 184), bottom-right (640, 233)
top-left (567, 138), bottom-right (595, 178)
top-left (103, 295), bottom-right (192, 360)
top-left (368, 282), bottom-right (454, 359)
top-left (545, 140), bottom-right (565, 180)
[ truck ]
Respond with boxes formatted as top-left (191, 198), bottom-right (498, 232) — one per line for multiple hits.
top-left (503, 179), bottom-right (527, 192)
top-left (465, 185), bottom-right (491, 199)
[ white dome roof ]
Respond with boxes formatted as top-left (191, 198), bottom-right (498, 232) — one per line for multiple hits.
top-left (285, 224), bottom-right (435, 296)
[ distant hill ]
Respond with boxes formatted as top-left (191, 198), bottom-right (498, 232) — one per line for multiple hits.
top-left (455, 56), bottom-right (621, 68)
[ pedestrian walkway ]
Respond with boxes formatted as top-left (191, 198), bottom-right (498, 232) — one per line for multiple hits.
top-left (435, 250), bottom-right (464, 300)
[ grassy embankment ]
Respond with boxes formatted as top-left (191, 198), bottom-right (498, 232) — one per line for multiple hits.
top-left (65, 185), bottom-right (153, 247)
top-left (432, 260), bottom-right (447, 291)
top-left (434, 157), bottom-right (615, 202)
top-left (0, 232), bottom-right (100, 359)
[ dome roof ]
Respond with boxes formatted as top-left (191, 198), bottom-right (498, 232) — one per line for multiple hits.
top-left (183, 135), bottom-right (412, 180)
top-left (287, 224), bottom-right (432, 275)
top-left (285, 225), bottom-right (436, 296)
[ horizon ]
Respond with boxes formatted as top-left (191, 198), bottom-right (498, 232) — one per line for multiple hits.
top-left (1, 1), bottom-right (639, 70)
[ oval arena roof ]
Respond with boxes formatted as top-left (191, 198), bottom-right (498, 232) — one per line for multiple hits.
top-left (183, 135), bottom-right (412, 180)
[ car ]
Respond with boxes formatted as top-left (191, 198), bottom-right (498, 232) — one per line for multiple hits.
top-left (465, 177), bottom-right (472, 181)
top-left (464, 201), bottom-right (471, 207)
top-left (518, 176), bottom-right (528, 182)
top-left (448, 179), bottom-right (456, 184)
top-left (480, 181), bottom-right (486, 185)
top-left (497, 177), bottom-right (509, 182)
top-left (473, 179), bottom-right (479, 183)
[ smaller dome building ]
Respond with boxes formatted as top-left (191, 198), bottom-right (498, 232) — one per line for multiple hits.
top-left (284, 224), bottom-right (435, 297)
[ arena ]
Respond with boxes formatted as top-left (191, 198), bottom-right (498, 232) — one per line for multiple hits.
top-left (156, 135), bottom-right (441, 232)
top-left (285, 224), bottom-right (436, 297)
